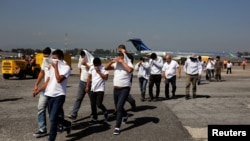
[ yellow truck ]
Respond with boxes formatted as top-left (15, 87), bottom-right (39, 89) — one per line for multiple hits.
top-left (1, 53), bottom-right (71, 79)
top-left (1, 59), bottom-right (41, 79)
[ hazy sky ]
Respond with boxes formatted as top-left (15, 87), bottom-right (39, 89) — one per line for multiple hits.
top-left (1, 0), bottom-right (250, 53)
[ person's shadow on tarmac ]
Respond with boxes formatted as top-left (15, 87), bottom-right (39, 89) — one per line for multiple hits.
top-left (121, 117), bottom-right (160, 132)
top-left (66, 120), bottom-right (111, 141)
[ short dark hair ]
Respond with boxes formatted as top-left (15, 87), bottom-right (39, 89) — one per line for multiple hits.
top-left (93, 57), bottom-right (101, 66)
top-left (52, 49), bottom-right (64, 59)
top-left (80, 50), bottom-right (85, 57)
top-left (216, 56), bottom-right (220, 59)
top-left (150, 53), bottom-right (157, 59)
top-left (118, 44), bottom-right (126, 50)
top-left (139, 57), bottom-right (145, 61)
top-left (43, 47), bottom-right (51, 55)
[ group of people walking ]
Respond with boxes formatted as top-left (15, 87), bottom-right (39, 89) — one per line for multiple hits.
top-left (32, 45), bottom-right (138, 140)
top-left (31, 45), bottom-right (229, 140)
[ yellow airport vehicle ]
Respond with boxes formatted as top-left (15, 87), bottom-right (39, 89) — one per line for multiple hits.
top-left (1, 59), bottom-right (41, 79)
top-left (1, 53), bottom-right (71, 79)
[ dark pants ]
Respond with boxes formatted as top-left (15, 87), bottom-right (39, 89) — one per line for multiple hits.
top-left (215, 68), bottom-right (221, 81)
top-left (165, 75), bottom-right (176, 98)
top-left (206, 69), bottom-right (212, 81)
top-left (114, 87), bottom-right (130, 128)
top-left (90, 91), bottom-right (107, 120)
top-left (148, 74), bottom-right (162, 99)
top-left (126, 74), bottom-right (135, 106)
top-left (71, 80), bottom-right (91, 117)
top-left (227, 68), bottom-right (232, 74)
top-left (47, 96), bottom-right (71, 141)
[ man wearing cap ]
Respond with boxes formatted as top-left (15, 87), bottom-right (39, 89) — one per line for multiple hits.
top-left (183, 54), bottom-right (202, 100)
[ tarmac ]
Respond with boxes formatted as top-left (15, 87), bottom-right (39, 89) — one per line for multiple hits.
top-left (0, 63), bottom-right (250, 141)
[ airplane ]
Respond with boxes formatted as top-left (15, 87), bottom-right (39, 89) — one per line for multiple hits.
top-left (127, 38), bottom-right (238, 62)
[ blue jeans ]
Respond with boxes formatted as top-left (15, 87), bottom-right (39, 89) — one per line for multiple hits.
top-left (37, 92), bottom-right (48, 132)
top-left (114, 87), bottom-right (130, 128)
top-left (47, 95), bottom-right (71, 141)
top-left (70, 80), bottom-right (90, 117)
top-left (139, 77), bottom-right (148, 98)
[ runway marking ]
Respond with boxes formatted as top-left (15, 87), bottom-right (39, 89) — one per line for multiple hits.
top-left (184, 126), bottom-right (207, 140)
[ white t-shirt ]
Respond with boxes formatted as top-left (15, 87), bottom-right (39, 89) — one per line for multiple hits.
top-left (112, 61), bottom-right (134, 87)
top-left (41, 57), bottom-right (52, 82)
top-left (88, 65), bottom-right (109, 92)
top-left (227, 62), bottom-right (232, 68)
top-left (78, 58), bottom-right (92, 82)
top-left (149, 56), bottom-right (164, 75)
top-left (135, 62), bottom-right (150, 80)
top-left (162, 60), bottom-right (179, 79)
top-left (44, 60), bottom-right (71, 97)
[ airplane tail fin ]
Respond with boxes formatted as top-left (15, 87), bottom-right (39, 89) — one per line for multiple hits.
top-left (127, 38), bottom-right (151, 51)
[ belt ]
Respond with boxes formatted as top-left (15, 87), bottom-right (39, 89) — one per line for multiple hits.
top-left (114, 86), bottom-right (130, 89)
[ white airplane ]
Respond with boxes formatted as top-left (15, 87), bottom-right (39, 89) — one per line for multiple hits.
top-left (127, 38), bottom-right (238, 61)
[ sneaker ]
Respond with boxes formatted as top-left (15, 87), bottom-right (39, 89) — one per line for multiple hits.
top-left (65, 122), bottom-right (72, 135)
top-left (104, 111), bottom-right (109, 121)
top-left (113, 128), bottom-right (120, 135)
top-left (89, 119), bottom-right (98, 125)
top-left (57, 124), bottom-right (64, 133)
top-left (148, 97), bottom-right (154, 102)
top-left (67, 114), bottom-right (76, 120)
top-left (140, 97), bottom-right (145, 102)
top-left (122, 115), bottom-right (128, 124)
top-left (33, 130), bottom-right (47, 138)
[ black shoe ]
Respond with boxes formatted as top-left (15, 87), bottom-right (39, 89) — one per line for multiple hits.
top-left (165, 95), bottom-right (170, 100)
top-left (193, 95), bottom-right (197, 99)
top-left (33, 130), bottom-right (47, 138)
top-left (66, 122), bottom-right (72, 135)
top-left (148, 97), bottom-right (154, 102)
top-left (113, 128), bottom-right (120, 135)
top-left (67, 114), bottom-right (76, 120)
top-left (185, 96), bottom-right (190, 100)
top-left (140, 97), bottom-right (145, 102)
top-left (153, 98), bottom-right (158, 102)
top-left (171, 95), bottom-right (176, 99)
top-left (89, 119), bottom-right (98, 125)
top-left (122, 115), bottom-right (128, 124)
top-left (104, 111), bottom-right (109, 121)
top-left (57, 124), bottom-right (64, 133)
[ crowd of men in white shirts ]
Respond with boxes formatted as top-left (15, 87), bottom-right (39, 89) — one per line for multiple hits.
top-left (32, 46), bottom-right (224, 140)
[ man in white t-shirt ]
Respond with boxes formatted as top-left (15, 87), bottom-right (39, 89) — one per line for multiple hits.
top-left (162, 55), bottom-right (181, 99)
top-left (86, 58), bottom-right (109, 124)
top-left (68, 50), bottom-right (93, 120)
top-left (105, 52), bottom-right (134, 135)
top-left (33, 49), bottom-right (71, 141)
top-left (148, 53), bottom-right (164, 101)
top-left (33, 47), bottom-right (51, 138)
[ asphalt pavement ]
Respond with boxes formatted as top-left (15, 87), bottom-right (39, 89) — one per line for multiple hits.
top-left (0, 65), bottom-right (250, 141)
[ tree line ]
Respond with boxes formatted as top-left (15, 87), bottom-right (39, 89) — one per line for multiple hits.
top-left (0, 48), bottom-right (117, 56)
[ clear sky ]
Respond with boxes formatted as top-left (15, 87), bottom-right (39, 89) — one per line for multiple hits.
top-left (1, 0), bottom-right (250, 53)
